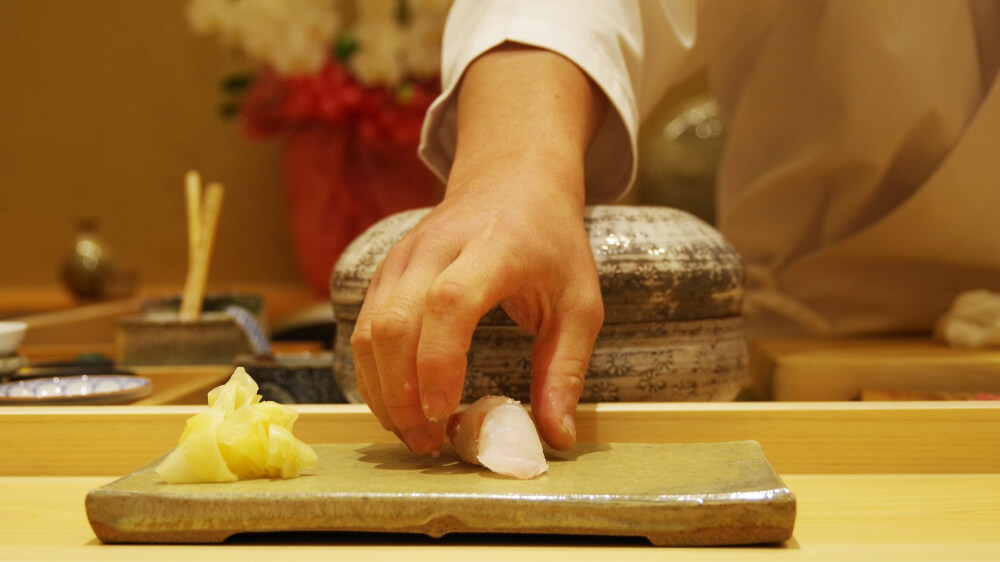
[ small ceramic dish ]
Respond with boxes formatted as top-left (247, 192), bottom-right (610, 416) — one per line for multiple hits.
top-left (0, 321), bottom-right (27, 356)
top-left (0, 374), bottom-right (152, 405)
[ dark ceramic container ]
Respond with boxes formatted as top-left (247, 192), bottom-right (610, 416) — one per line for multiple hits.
top-left (330, 206), bottom-right (748, 404)
top-left (235, 352), bottom-right (345, 404)
top-left (116, 293), bottom-right (267, 366)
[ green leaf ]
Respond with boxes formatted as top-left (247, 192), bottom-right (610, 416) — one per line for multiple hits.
top-left (218, 99), bottom-right (242, 120)
top-left (220, 73), bottom-right (255, 94)
top-left (395, 82), bottom-right (414, 104)
top-left (397, 0), bottom-right (410, 25)
top-left (334, 32), bottom-right (358, 62)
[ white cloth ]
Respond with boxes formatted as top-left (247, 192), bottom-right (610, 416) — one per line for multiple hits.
top-left (418, 0), bottom-right (1000, 337)
top-left (935, 290), bottom-right (1000, 348)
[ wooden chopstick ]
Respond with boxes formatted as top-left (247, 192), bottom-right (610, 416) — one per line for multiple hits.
top-left (179, 177), bottom-right (225, 321)
top-left (184, 170), bottom-right (202, 270)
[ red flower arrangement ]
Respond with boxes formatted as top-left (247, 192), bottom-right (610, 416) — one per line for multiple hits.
top-left (233, 60), bottom-right (443, 295)
top-left (238, 60), bottom-right (439, 152)
top-left (187, 0), bottom-right (450, 295)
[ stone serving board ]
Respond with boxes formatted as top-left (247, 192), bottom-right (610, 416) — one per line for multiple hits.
top-left (86, 441), bottom-right (795, 546)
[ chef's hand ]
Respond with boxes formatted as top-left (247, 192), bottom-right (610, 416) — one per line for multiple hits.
top-left (350, 44), bottom-right (607, 455)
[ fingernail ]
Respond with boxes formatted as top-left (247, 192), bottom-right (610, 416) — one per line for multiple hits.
top-left (404, 428), bottom-right (440, 457)
top-left (561, 413), bottom-right (577, 442)
top-left (421, 386), bottom-right (449, 422)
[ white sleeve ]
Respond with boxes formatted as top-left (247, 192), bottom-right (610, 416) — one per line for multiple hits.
top-left (417, 0), bottom-right (699, 203)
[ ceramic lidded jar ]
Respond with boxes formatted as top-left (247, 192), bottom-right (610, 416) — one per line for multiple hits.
top-left (330, 205), bottom-right (748, 405)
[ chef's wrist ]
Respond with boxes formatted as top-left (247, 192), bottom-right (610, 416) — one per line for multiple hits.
top-left (444, 43), bottom-right (605, 209)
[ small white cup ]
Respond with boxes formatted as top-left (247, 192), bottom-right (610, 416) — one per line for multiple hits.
top-left (0, 321), bottom-right (27, 356)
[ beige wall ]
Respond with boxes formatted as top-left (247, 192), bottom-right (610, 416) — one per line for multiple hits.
top-left (0, 1), bottom-right (305, 291)
top-left (0, 1), bottom-right (717, 303)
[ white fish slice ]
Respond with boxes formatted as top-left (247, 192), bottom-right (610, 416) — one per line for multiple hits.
top-left (447, 395), bottom-right (548, 479)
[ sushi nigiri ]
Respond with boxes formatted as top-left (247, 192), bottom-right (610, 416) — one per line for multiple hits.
top-left (446, 395), bottom-right (549, 479)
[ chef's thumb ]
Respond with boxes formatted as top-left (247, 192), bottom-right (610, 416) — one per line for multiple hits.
top-left (529, 305), bottom-right (602, 450)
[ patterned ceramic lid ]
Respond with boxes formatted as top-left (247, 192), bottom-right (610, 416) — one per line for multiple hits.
top-left (330, 205), bottom-right (743, 325)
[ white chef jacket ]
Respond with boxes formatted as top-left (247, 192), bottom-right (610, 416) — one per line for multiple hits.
top-left (418, 0), bottom-right (1000, 338)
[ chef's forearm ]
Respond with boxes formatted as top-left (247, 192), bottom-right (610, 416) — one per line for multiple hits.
top-left (446, 42), bottom-right (608, 207)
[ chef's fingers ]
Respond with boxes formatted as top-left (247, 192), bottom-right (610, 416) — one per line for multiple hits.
top-left (529, 296), bottom-right (604, 450)
top-left (370, 251), bottom-right (455, 456)
top-left (366, 227), bottom-right (458, 454)
top-left (350, 240), bottom-right (414, 434)
top-left (416, 243), bottom-right (527, 422)
top-left (351, 277), bottom-right (394, 432)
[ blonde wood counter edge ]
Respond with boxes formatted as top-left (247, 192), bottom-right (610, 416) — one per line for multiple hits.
top-left (2, 402), bottom-right (998, 476)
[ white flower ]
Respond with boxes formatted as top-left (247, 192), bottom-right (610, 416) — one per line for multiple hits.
top-left (186, 0), bottom-right (230, 35)
top-left (186, 0), bottom-right (452, 84)
top-left (355, 0), bottom-right (397, 20)
top-left (348, 0), bottom-right (451, 87)
top-left (348, 16), bottom-right (404, 86)
top-left (186, 0), bottom-right (341, 76)
top-left (400, 3), bottom-right (449, 80)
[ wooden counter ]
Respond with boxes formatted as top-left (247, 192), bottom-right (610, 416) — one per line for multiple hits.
top-left (1, 402), bottom-right (998, 559)
top-left (752, 337), bottom-right (1000, 400)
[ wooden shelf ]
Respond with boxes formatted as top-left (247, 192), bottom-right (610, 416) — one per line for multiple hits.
top-left (3, 283), bottom-right (325, 349)
top-left (752, 337), bottom-right (1000, 400)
